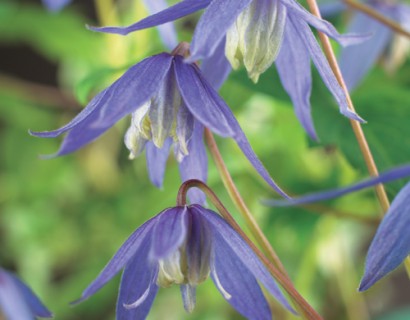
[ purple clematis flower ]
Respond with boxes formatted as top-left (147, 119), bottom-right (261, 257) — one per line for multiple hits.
top-left (75, 204), bottom-right (294, 319)
top-left (324, 0), bottom-right (410, 90)
top-left (42, 0), bottom-right (71, 12)
top-left (30, 45), bottom-right (288, 199)
top-left (0, 268), bottom-right (52, 320)
top-left (88, 0), bottom-right (366, 140)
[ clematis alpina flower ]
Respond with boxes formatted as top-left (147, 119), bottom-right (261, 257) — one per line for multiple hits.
top-left (324, 0), bottom-right (410, 90)
top-left (30, 44), bottom-right (288, 199)
top-left (42, 0), bottom-right (71, 11)
top-left (75, 204), bottom-right (294, 319)
top-left (0, 268), bottom-right (52, 320)
top-left (88, 0), bottom-right (366, 139)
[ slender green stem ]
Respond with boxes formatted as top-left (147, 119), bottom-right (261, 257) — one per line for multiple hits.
top-left (177, 179), bottom-right (323, 320)
top-left (305, 0), bottom-right (410, 279)
top-left (343, 0), bottom-right (410, 40)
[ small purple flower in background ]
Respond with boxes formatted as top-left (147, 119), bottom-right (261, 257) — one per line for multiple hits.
top-left (88, 0), bottom-right (366, 140)
top-left (141, 0), bottom-right (178, 51)
top-left (42, 0), bottom-right (71, 12)
top-left (0, 268), bottom-right (52, 320)
top-left (324, 0), bottom-right (410, 90)
top-left (30, 44), bottom-right (288, 200)
top-left (75, 204), bottom-right (294, 319)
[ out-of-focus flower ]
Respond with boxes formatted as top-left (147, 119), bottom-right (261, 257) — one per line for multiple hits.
top-left (142, 0), bottom-right (178, 51)
top-left (75, 204), bottom-right (294, 319)
top-left (323, 0), bottom-right (410, 90)
top-left (30, 45), bottom-right (288, 199)
top-left (359, 181), bottom-right (410, 290)
top-left (42, 0), bottom-right (71, 12)
top-left (88, 0), bottom-right (365, 140)
top-left (0, 268), bottom-right (52, 320)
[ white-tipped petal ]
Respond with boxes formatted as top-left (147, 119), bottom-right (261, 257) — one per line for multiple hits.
top-left (123, 286), bottom-right (151, 310)
top-left (211, 267), bottom-right (232, 300)
top-left (124, 125), bottom-right (148, 159)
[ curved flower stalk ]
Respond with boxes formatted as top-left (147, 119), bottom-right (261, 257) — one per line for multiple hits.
top-left (324, 0), bottom-right (410, 90)
top-left (88, 0), bottom-right (366, 140)
top-left (74, 204), bottom-right (294, 319)
top-left (30, 45), bottom-right (288, 199)
top-left (0, 268), bottom-right (53, 320)
top-left (42, 0), bottom-right (71, 12)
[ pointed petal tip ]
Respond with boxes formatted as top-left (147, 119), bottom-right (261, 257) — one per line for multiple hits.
top-left (86, 25), bottom-right (129, 36)
top-left (28, 129), bottom-right (59, 138)
top-left (358, 278), bottom-right (372, 292)
top-left (310, 131), bottom-right (320, 142)
top-left (338, 32), bottom-right (374, 47)
top-left (342, 109), bottom-right (366, 123)
top-left (38, 152), bottom-right (59, 160)
top-left (70, 295), bottom-right (86, 306)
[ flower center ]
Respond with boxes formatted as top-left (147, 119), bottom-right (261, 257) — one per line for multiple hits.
top-left (124, 68), bottom-right (194, 161)
top-left (156, 217), bottom-right (212, 288)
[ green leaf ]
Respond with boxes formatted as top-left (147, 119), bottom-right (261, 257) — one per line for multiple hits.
top-left (312, 66), bottom-right (410, 195)
top-left (0, 2), bottom-right (103, 62)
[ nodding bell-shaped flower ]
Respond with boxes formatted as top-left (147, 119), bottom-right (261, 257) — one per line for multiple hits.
top-left (30, 43), bottom-right (288, 200)
top-left (0, 268), bottom-right (53, 320)
top-left (87, 0), bottom-right (367, 139)
top-left (224, 0), bottom-right (287, 82)
top-left (74, 204), bottom-right (294, 319)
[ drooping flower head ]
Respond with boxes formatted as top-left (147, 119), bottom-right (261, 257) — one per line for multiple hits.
top-left (75, 204), bottom-right (294, 319)
top-left (30, 43), bottom-right (288, 201)
top-left (0, 268), bottom-right (53, 320)
top-left (88, 0), bottom-right (366, 140)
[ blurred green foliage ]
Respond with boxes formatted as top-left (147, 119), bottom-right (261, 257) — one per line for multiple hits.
top-left (0, 1), bottom-right (409, 319)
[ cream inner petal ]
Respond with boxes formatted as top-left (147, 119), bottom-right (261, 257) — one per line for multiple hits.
top-left (124, 71), bottom-right (194, 161)
top-left (225, 0), bottom-right (287, 82)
